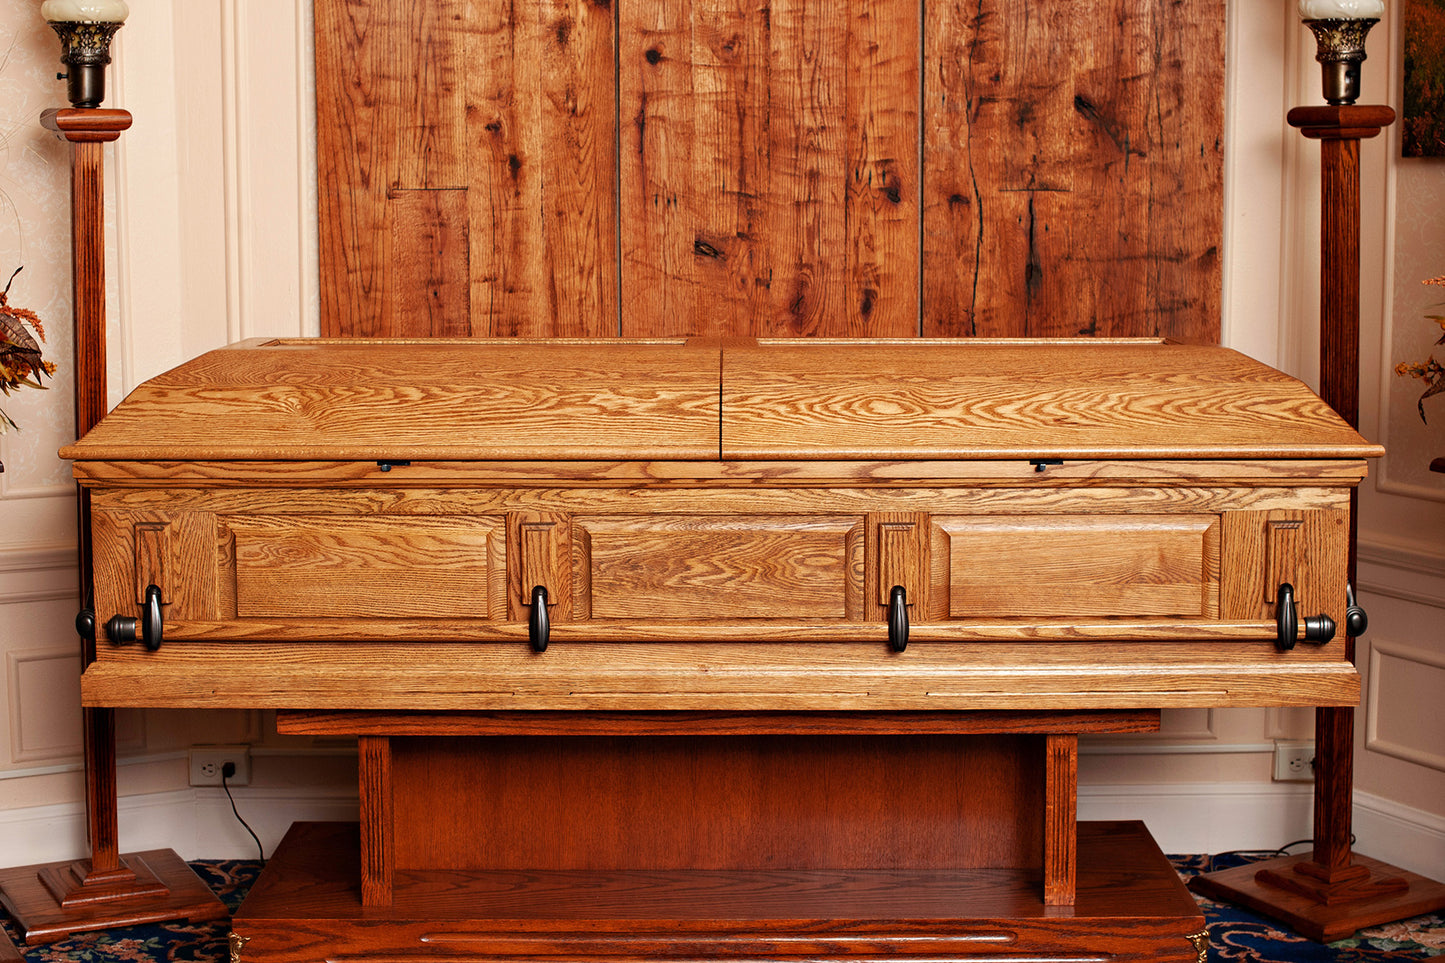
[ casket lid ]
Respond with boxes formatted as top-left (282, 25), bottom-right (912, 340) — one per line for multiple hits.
top-left (62, 338), bottom-right (723, 462)
top-left (720, 339), bottom-right (1382, 461)
top-left (61, 337), bottom-right (1382, 463)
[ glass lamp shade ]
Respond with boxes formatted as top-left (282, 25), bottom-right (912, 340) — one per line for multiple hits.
top-left (40, 0), bottom-right (129, 23)
top-left (1298, 0), bottom-right (1385, 18)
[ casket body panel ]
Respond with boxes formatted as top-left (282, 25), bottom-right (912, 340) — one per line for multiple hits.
top-left (64, 338), bottom-right (1376, 711)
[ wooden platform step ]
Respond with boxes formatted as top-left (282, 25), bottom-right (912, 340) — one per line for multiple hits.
top-left (233, 820), bottom-right (1206, 963)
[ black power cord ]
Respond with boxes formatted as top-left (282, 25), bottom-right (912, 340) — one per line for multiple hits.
top-left (221, 761), bottom-right (266, 865)
top-left (1206, 834), bottom-right (1356, 873)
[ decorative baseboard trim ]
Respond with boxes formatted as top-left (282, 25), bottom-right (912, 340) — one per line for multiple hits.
top-left (1353, 790), bottom-right (1445, 881)
top-left (1078, 781), bottom-right (1315, 855)
top-left (2, 781), bottom-right (1439, 872)
top-left (0, 784), bottom-right (357, 865)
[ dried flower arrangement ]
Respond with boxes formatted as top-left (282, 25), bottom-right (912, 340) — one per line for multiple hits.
top-left (0, 266), bottom-right (57, 433)
top-left (1395, 274), bottom-right (1445, 423)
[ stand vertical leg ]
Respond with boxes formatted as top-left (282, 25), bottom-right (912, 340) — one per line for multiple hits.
top-left (360, 736), bottom-right (394, 908)
top-left (1044, 734), bottom-right (1077, 908)
top-left (84, 708), bottom-right (125, 881)
top-left (1307, 706), bottom-right (1360, 883)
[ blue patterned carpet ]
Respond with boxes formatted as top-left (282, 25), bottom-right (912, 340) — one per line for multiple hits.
top-left (3, 857), bottom-right (1442, 962)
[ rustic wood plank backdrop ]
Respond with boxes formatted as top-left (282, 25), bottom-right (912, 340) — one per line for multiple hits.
top-left (316, 0), bottom-right (1224, 341)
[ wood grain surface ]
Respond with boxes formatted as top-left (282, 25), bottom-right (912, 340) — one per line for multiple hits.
top-left (70, 458), bottom-right (1372, 489)
top-left (65, 341), bottom-right (1368, 714)
top-left (78, 641), bottom-right (1359, 710)
top-left (229, 515), bottom-right (505, 620)
top-left (0, 850), bottom-right (227, 946)
top-left (1043, 734), bottom-right (1077, 907)
top-left (388, 734), bottom-right (1044, 871)
top-left (232, 821), bottom-right (1205, 961)
top-left (574, 514), bottom-right (864, 620)
top-left (721, 340), bottom-right (1380, 460)
top-left (317, 0), bottom-right (617, 336)
top-left (62, 339), bottom-right (1379, 463)
top-left (358, 736), bottom-right (393, 907)
top-left (935, 514), bottom-right (1218, 619)
top-left (618, 0), bottom-right (919, 337)
top-left (314, 0), bottom-right (1223, 340)
top-left (276, 709), bottom-right (1162, 737)
top-left (63, 339), bottom-right (722, 461)
top-left (1190, 849), bottom-right (1445, 943)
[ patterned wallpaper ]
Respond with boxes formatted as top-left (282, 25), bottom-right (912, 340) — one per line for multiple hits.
top-left (1386, 157), bottom-right (1445, 497)
top-left (0, 0), bottom-right (77, 500)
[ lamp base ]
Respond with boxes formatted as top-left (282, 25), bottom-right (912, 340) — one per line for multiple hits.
top-left (47, 21), bottom-right (122, 109)
top-left (1302, 18), bottom-right (1379, 106)
top-left (0, 850), bottom-right (227, 946)
top-left (1189, 852), bottom-right (1445, 943)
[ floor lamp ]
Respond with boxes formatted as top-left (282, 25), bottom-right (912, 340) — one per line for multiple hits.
top-left (1191, 1), bottom-right (1445, 941)
top-left (0, 2), bottom-right (226, 950)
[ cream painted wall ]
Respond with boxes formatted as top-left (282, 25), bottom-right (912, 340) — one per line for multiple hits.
top-left (0, 1), bottom-right (1440, 874)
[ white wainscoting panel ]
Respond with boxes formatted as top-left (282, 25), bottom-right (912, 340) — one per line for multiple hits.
top-left (6, 646), bottom-right (82, 763)
top-left (1366, 639), bottom-right (1445, 774)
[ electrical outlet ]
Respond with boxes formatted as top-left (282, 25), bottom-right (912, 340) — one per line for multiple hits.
top-left (1273, 740), bottom-right (1315, 782)
top-left (189, 746), bottom-right (251, 787)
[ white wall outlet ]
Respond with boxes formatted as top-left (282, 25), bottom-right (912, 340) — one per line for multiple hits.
top-left (1272, 740), bottom-right (1315, 782)
top-left (189, 746), bottom-right (251, 787)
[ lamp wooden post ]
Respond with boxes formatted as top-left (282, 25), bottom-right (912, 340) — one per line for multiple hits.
top-left (1190, 3), bottom-right (1445, 941)
top-left (0, 3), bottom-right (226, 949)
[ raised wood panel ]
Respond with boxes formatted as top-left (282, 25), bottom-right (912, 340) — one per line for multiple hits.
top-left (866, 511), bottom-right (928, 617)
top-left (511, 512), bottom-right (572, 621)
top-left (573, 515), bottom-right (865, 620)
top-left (132, 522), bottom-right (169, 605)
top-left (390, 734), bottom-right (1045, 871)
top-left (934, 514), bottom-right (1219, 619)
top-left (1219, 509), bottom-right (1348, 622)
top-left (316, 0), bottom-right (1222, 341)
top-left (228, 515), bottom-right (506, 620)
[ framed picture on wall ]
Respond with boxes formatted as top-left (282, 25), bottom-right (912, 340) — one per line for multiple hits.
top-left (1404, 0), bottom-right (1445, 156)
